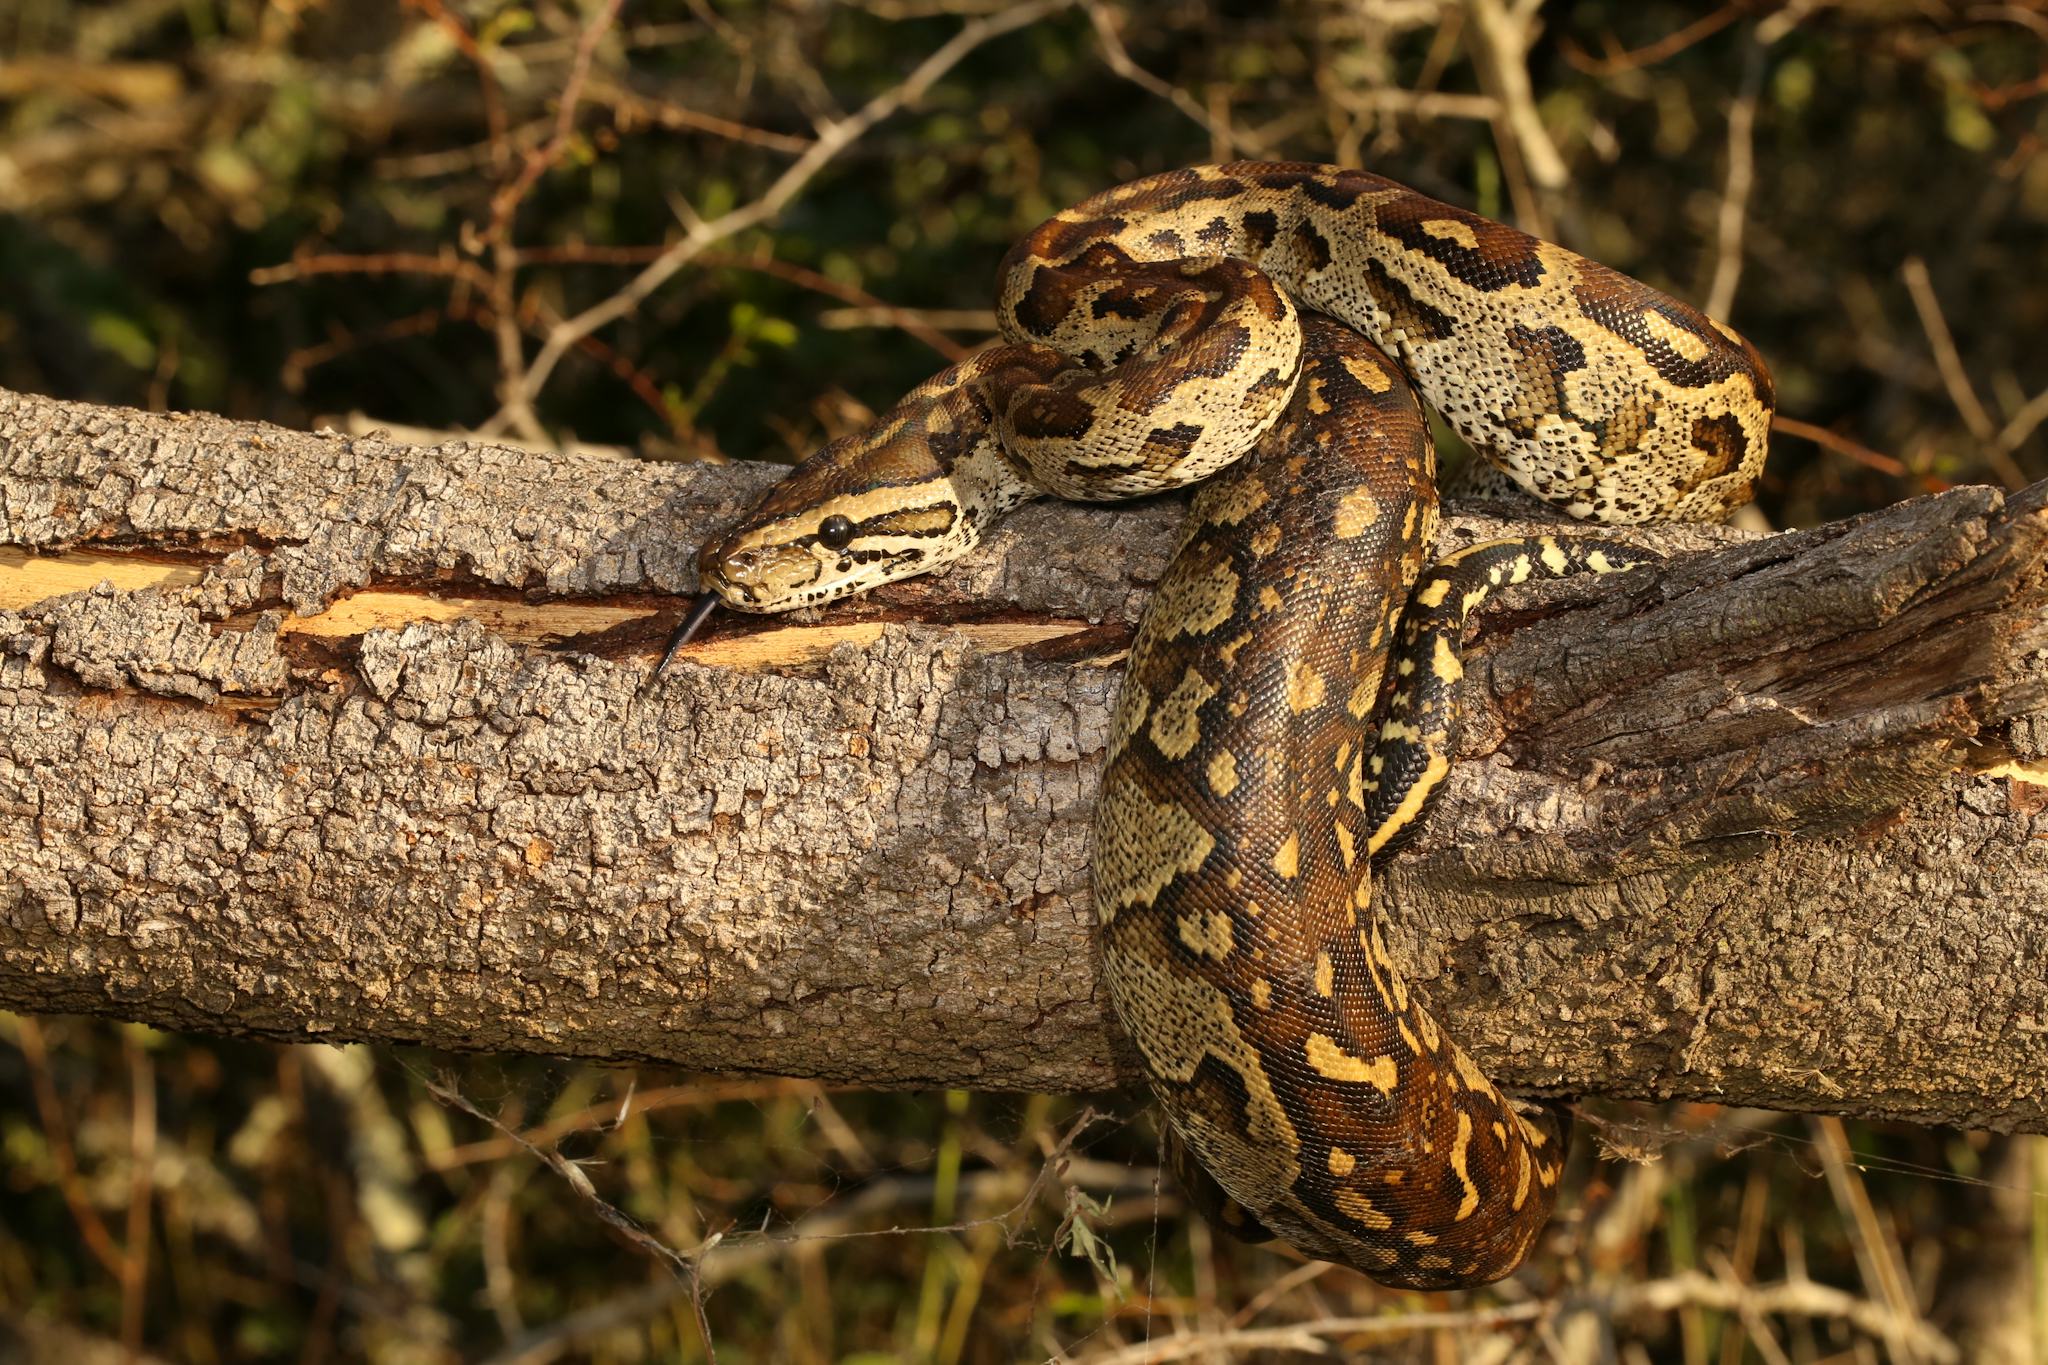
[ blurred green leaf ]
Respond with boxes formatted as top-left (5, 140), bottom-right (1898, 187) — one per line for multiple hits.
top-left (86, 311), bottom-right (154, 369)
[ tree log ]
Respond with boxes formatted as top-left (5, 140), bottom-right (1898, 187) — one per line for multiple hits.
top-left (2, 386), bottom-right (2045, 1130)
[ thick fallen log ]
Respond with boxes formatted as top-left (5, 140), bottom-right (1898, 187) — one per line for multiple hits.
top-left (2, 386), bottom-right (2044, 1130)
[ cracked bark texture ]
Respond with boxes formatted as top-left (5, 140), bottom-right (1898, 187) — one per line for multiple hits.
top-left (2, 386), bottom-right (2045, 1130)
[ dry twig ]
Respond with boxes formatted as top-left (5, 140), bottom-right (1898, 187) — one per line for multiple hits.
top-left (1902, 254), bottom-right (2032, 487)
top-left (1770, 414), bottom-right (1914, 479)
top-left (484, 0), bottom-right (1076, 437)
top-left (471, 1106), bottom-right (1129, 1365)
top-left (1081, 0), bottom-right (1248, 159)
top-left (1813, 1115), bottom-right (1932, 1364)
top-left (1559, 1), bottom-right (1757, 76)
top-left (1465, 0), bottom-right (1568, 235)
top-left (1081, 1264), bottom-right (1961, 1365)
top-left (1704, 39), bottom-right (1765, 321)
top-left (121, 1032), bottom-right (157, 1358)
top-left (10, 1018), bottom-right (131, 1283)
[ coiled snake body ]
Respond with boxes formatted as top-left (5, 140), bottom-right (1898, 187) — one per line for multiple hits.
top-left (687, 163), bottom-right (1775, 1287)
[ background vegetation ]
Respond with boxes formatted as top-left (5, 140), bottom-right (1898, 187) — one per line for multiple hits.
top-left (2, 0), bottom-right (2045, 1360)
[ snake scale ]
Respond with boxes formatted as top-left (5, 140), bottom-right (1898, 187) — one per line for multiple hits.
top-left (680, 163), bottom-right (1776, 1286)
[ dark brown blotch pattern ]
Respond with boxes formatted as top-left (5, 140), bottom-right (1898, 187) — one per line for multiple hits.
top-left (1690, 411), bottom-right (1752, 480)
top-left (1374, 196), bottom-right (1548, 291)
top-left (1097, 317), bottom-right (1571, 1289)
top-left (1361, 260), bottom-right (1458, 343)
top-left (1570, 263), bottom-right (1762, 392)
top-left (1500, 322), bottom-right (1588, 437)
top-left (967, 160), bottom-right (1775, 1287)
top-left (1293, 219), bottom-right (1334, 275)
top-left (1241, 208), bottom-right (1280, 254)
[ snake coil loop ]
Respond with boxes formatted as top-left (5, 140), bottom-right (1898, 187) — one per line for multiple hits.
top-left (690, 162), bottom-right (1774, 1287)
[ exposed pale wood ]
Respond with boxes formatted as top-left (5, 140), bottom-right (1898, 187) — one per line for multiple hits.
top-left (0, 546), bottom-right (202, 606)
top-left (0, 553), bottom-right (1100, 663)
top-left (657, 619), bottom-right (1098, 669)
top-left (275, 590), bottom-right (657, 645)
top-left (1, 385), bottom-right (2045, 1131)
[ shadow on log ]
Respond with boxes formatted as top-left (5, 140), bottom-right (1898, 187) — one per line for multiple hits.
top-left (1, 386), bottom-right (2044, 1129)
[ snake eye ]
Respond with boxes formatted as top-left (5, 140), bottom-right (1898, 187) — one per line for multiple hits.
top-left (817, 514), bottom-right (855, 550)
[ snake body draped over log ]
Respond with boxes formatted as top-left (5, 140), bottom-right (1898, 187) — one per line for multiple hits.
top-left (684, 162), bottom-right (1776, 1286)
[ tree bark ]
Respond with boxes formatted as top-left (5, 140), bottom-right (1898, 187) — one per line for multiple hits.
top-left (2, 386), bottom-right (2045, 1130)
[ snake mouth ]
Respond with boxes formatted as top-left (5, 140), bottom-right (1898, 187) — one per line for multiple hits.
top-left (696, 536), bottom-right (917, 614)
top-left (695, 536), bottom-right (810, 612)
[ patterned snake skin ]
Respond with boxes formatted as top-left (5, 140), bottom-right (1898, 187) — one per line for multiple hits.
top-left (687, 162), bottom-right (1776, 1287)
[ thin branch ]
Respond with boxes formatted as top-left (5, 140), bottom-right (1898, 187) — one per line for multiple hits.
top-left (488, 0), bottom-right (1076, 433)
top-left (588, 81), bottom-right (813, 153)
top-left (1814, 1115), bottom-right (1932, 1364)
top-left (10, 1018), bottom-right (131, 1284)
top-left (485, 0), bottom-right (628, 245)
top-left (480, 1166), bottom-right (527, 1341)
top-left (1707, 2), bottom-right (1829, 319)
top-left (1770, 414), bottom-right (1914, 479)
top-left (698, 250), bottom-right (974, 360)
top-left (278, 307), bottom-right (470, 396)
top-left (1902, 254), bottom-right (2031, 488)
top-left (1704, 39), bottom-right (1765, 321)
top-left (1466, 0), bottom-right (1569, 235)
top-left (1084, 1266), bottom-right (1960, 1364)
top-left (249, 248), bottom-right (710, 447)
top-left (1991, 383), bottom-right (2048, 469)
top-left (1081, 0), bottom-right (1243, 158)
top-left (1560, 1), bottom-right (1758, 76)
top-left (1081, 1305), bottom-right (1554, 1364)
top-left (425, 1078), bottom-right (828, 1171)
top-left (402, 0), bottom-right (510, 171)
top-left (121, 1033), bottom-right (157, 1359)
top-left (373, 117), bottom-right (555, 181)
top-left (423, 1072), bottom-right (711, 1284)
top-left (1222, 1260), bottom-right (1336, 1329)
top-left (1902, 255), bottom-right (1997, 442)
top-left (272, 238), bottom-right (973, 362)
top-left (248, 247), bottom-right (489, 291)
top-left (480, 0), bottom-right (628, 443)
top-left (1707, 1249), bottom-right (1797, 1365)
top-left (474, 1106), bottom-right (1122, 1365)
top-left (1339, 86), bottom-right (1501, 121)
top-left (1615, 1269), bottom-right (1957, 1364)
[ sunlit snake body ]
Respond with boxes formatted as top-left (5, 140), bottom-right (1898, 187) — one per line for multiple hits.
top-left (690, 163), bottom-right (1775, 1286)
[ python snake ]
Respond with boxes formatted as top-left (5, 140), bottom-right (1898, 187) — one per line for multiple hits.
top-left (682, 162), bottom-right (1776, 1287)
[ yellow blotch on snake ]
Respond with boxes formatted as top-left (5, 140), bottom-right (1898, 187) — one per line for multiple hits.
top-left (1271, 831), bottom-right (1300, 879)
top-left (1177, 908), bottom-right (1235, 961)
top-left (1148, 666), bottom-right (1218, 761)
top-left (1153, 559), bottom-right (1242, 639)
top-left (1305, 1032), bottom-right (1399, 1092)
top-left (1285, 658), bottom-right (1326, 713)
top-left (1092, 780), bottom-right (1216, 919)
top-left (1337, 1189), bottom-right (1395, 1230)
top-left (1206, 749), bottom-right (1240, 797)
top-left (1333, 485), bottom-right (1382, 538)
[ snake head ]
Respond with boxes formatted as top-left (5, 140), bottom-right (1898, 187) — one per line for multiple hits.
top-left (696, 348), bottom-right (1054, 613)
top-left (694, 384), bottom-right (992, 614)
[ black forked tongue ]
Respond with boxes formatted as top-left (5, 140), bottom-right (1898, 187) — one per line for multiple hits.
top-left (649, 592), bottom-right (721, 683)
